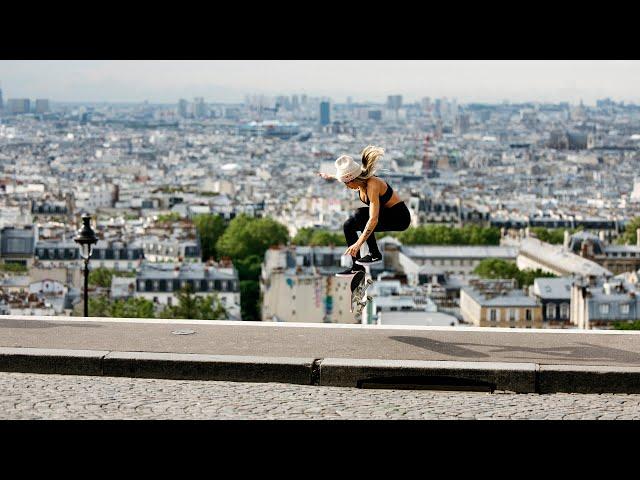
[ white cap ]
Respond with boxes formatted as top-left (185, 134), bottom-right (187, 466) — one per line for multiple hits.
top-left (335, 155), bottom-right (362, 183)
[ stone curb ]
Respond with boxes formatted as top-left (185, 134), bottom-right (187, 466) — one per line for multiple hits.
top-left (3, 347), bottom-right (640, 394)
top-left (102, 351), bottom-right (315, 385)
top-left (318, 358), bottom-right (538, 393)
top-left (537, 364), bottom-right (640, 394)
top-left (0, 347), bottom-right (109, 376)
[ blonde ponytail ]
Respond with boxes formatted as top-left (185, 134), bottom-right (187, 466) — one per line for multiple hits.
top-left (359, 145), bottom-right (384, 179)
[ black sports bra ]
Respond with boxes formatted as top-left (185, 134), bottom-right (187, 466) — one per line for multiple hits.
top-left (360, 181), bottom-right (393, 206)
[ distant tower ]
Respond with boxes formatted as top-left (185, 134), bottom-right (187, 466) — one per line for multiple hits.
top-left (320, 101), bottom-right (330, 126)
top-left (422, 135), bottom-right (432, 176)
top-left (193, 97), bottom-right (206, 119)
top-left (35, 99), bottom-right (50, 114)
top-left (177, 99), bottom-right (188, 118)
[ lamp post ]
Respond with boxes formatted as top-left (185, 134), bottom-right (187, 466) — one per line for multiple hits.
top-left (74, 213), bottom-right (98, 317)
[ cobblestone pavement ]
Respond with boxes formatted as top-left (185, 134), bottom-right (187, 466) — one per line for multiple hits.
top-left (1, 372), bottom-right (640, 420)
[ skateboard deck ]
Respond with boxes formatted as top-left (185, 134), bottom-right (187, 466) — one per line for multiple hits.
top-left (350, 270), bottom-right (373, 317)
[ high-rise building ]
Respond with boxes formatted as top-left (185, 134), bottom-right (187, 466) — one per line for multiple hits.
top-left (387, 95), bottom-right (402, 110)
top-left (193, 97), bottom-right (206, 119)
top-left (178, 99), bottom-right (189, 118)
top-left (455, 113), bottom-right (470, 135)
top-left (35, 99), bottom-right (50, 114)
top-left (291, 95), bottom-right (299, 111)
top-left (320, 101), bottom-right (330, 126)
top-left (0, 86), bottom-right (3, 111)
top-left (7, 98), bottom-right (30, 115)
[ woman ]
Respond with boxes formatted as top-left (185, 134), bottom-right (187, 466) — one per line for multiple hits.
top-left (316, 145), bottom-right (411, 277)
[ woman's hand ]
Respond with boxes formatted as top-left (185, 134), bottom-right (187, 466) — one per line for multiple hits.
top-left (344, 243), bottom-right (362, 257)
top-left (316, 172), bottom-right (335, 181)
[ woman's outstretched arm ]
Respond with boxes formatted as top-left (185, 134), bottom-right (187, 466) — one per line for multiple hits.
top-left (316, 172), bottom-right (336, 181)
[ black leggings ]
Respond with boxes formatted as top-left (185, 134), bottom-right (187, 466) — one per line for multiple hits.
top-left (343, 201), bottom-right (411, 260)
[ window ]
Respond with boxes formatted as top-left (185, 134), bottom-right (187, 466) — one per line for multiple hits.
top-left (546, 303), bottom-right (556, 319)
top-left (620, 304), bottom-right (630, 315)
top-left (153, 280), bottom-right (159, 291)
top-left (526, 309), bottom-right (532, 321)
top-left (489, 309), bottom-right (497, 322)
top-left (599, 304), bottom-right (610, 315)
top-left (560, 303), bottom-right (569, 319)
top-left (509, 309), bottom-right (516, 322)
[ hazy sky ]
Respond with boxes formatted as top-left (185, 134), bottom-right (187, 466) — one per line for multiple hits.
top-left (1, 60), bottom-right (639, 105)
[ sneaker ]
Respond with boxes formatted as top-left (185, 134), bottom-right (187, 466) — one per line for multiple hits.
top-left (335, 266), bottom-right (365, 277)
top-left (355, 254), bottom-right (382, 266)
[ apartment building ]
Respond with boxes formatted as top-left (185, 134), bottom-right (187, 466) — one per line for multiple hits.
top-left (460, 278), bottom-right (543, 328)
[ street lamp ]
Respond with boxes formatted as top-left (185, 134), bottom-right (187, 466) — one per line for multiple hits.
top-left (74, 213), bottom-right (98, 317)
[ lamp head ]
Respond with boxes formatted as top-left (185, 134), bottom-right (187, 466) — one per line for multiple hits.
top-left (74, 213), bottom-right (98, 258)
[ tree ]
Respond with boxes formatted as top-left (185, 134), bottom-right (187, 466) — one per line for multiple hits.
top-left (473, 258), bottom-right (556, 288)
top-left (612, 320), bottom-right (640, 330)
top-left (193, 213), bottom-right (227, 261)
top-left (81, 295), bottom-right (155, 318)
top-left (292, 227), bottom-right (345, 246)
top-left (159, 284), bottom-right (227, 320)
top-left (394, 225), bottom-right (501, 246)
top-left (240, 280), bottom-right (261, 321)
top-left (234, 254), bottom-right (263, 281)
top-left (292, 227), bottom-right (314, 245)
top-left (88, 267), bottom-right (113, 288)
top-left (216, 215), bottom-right (288, 321)
top-left (216, 214), bottom-right (289, 260)
top-left (617, 217), bottom-right (640, 245)
top-left (156, 212), bottom-right (182, 223)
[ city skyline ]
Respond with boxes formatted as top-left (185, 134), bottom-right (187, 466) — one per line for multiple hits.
top-left (1, 60), bottom-right (640, 105)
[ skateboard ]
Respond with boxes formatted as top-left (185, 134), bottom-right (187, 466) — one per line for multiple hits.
top-left (350, 270), bottom-right (373, 317)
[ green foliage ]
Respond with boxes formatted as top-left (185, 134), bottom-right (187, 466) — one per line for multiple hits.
top-left (88, 267), bottom-right (113, 288)
top-left (216, 214), bottom-right (289, 261)
top-left (617, 217), bottom-right (640, 245)
top-left (240, 280), bottom-right (261, 321)
top-left (234, 254), bottom-right (263, 281)
top-left (612, 320), bottom-right (640, 330)
top-left (292, 227), bottom-right (345, 246)
top-left (86, 295), bottom-right (155, 318)
top-left (473, 258), bottom-right (557, 288)
top-left (193, 214), bottom-right (228, 261)
top-left (0, 263), bottom-right (28, 273)
top-left (530, 227), bottom-right (565, 244)
top-left (158, 284), bottom-right (227, 320)
top-left (393, 225), bottom-right (501, 246)
top-left (156, 212), bottom-right (182, 223)
top-left (215, 215), bottom-right (287, 321)
top-left (88, 268), bottom-right (136, 288)
top-left (292, 227), bottom-right (314, 245)
top-left (530, 227), bottom-right (582, 244)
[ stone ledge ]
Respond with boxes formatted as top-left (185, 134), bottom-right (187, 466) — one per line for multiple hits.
top-left (537, 364), bottom-right (640, 394)
top-left (0, 347), bottom-right (108, 376)
top-left (318, 358), bottom-right (538, 393)
top-left (102, 351), bottom-right (316, 385)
